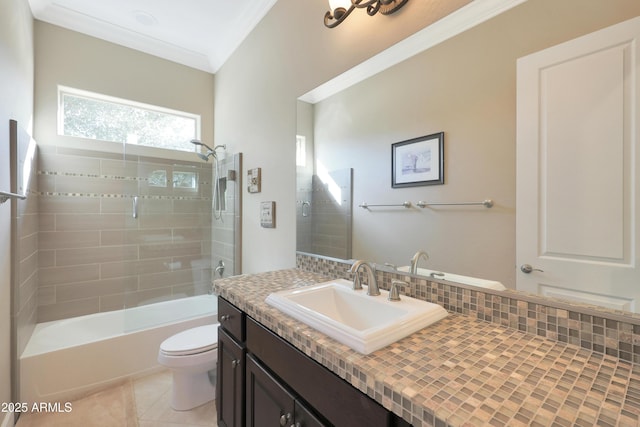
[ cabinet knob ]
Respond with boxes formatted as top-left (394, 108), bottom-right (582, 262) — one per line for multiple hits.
top-left (220, 314), bottom-right (230, 322)
top-left (279, 413), bottom-right (291, 426)
top-left (231, 359), bottom-right (240, 368)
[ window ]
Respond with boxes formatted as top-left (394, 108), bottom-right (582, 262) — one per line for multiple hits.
top-left (59, 86), bottom-right (200, 152)
top-left (296, 135), bottom-right (306, 167)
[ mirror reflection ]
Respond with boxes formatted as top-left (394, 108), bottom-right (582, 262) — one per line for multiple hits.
top-left (296, 1), bottom-right (640, 313)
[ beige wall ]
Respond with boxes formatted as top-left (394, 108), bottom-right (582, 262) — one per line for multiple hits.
top-left (34, 21), bottom-right (214, 160)
top-left (217, 0), bottom-right (640, 280)
top-left (0, 0), bottom-right (34, 419)
top-left (215, 0), bottom-right (472, 273)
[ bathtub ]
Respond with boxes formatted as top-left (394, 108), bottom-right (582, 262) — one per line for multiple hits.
top-left (20, 294), bottom-right (217, 405)
top-left (397, 266), bottom-right (506, 290)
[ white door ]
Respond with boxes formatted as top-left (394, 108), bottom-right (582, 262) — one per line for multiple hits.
top-left (516, 17), bottom-right (640, 312)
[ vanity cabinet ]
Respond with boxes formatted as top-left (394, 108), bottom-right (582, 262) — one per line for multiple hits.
top-left (217, 299), bottom-right (246, 427)
top-left (217, 297), bottom-right (411, 427)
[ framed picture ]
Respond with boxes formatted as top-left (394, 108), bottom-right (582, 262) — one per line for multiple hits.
top-left (391, 132), bottom-right (444, 188)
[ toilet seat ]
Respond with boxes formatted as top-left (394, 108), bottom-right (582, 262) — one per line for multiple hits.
top-left (160, 324), bottom-right (218, 356)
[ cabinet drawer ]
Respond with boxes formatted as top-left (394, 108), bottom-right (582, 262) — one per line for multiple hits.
top-left (218, 298), bottom-right (245, 342)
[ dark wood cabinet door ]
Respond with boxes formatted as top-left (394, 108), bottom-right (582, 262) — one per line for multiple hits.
top-left (217, 327), bottom-right (245, 427)
top-left (294, 401), bottom-right (328, 427)
top-left (246, 354), bottom-right (295, 427)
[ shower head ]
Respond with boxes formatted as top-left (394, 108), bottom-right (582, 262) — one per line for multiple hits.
top-left (196, 152), bottom-right (213, 162)
top-left (191, 140), bottom-right (226, 162)
top-left (190, 139), bottom-right (215, 152)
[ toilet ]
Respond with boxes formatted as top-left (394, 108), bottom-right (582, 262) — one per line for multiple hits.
top-left (157, 324), bottom-right (219, 411)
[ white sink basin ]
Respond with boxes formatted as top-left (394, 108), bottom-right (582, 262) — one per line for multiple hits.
top-left (265, 279), bottom-right (447, 354)
top-left (397, 266), bottom-right (506, 291)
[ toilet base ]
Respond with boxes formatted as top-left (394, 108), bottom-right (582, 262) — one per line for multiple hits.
top-left (170, 368), bottom-right (216, 411)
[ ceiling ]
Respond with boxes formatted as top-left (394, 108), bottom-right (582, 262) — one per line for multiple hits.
top-left (27, 0), bottom-right (278, 73)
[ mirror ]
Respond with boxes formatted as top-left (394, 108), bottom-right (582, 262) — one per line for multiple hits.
top-left (296, 1), bottom-right (640, 312)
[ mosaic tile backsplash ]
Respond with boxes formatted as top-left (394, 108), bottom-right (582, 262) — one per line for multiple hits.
top-left (214, 267), bottom-right (640, 426)
top-left (297, 252), bottom-right (640, 365)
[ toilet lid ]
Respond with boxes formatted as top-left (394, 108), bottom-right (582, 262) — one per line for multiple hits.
top-left (160, 324), bottom-right (218, 356)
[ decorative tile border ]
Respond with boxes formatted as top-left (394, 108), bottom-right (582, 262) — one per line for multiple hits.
top-left (296, 252), bottom-right (640, 364)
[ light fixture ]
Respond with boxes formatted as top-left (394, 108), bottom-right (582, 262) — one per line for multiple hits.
top-left (324, 0), bottom-right (409, 28)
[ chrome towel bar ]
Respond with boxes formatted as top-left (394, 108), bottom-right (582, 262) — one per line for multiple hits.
top-left (359, 201), bottom-right (412, 209)
top-left (0, 190), bottom-right (27, 204)
top-left (416, 199), bottom-right (494, 208)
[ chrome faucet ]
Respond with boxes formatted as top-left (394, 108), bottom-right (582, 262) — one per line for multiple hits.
top-left (409, 250), bottom-right (429, 274)
top-left (350, 260), bottom-right (380, 296)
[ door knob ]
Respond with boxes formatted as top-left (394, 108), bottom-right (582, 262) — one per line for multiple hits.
top-left (520, 264), bottom-right (543, 274)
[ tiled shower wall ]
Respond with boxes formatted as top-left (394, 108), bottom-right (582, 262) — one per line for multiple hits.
top-left (37, 145), bottom-right (213, 322)
top-left (211, 153), bottom-right (242, 278)
top-left (296, 169), bottom-right (352, 260)
top-left (310, 169), bottom-right (352, 260)
top-left (11, 149), bottom-right (39, 386)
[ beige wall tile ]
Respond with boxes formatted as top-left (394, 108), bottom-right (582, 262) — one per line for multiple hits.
top-left (39, 264), bottom-right (100, 286)
top-left (38, 297), bottom-right (100, 322)
top-left (39, 196), bottom-right (101, 214)
top-left (55, 213), bottom-right (127, 231)
top-left (99, 288), bottom-right (175, 312)
top-left (38, 250), bottom-right (55, 268)
top-left (139, 269), bottom-right (193, 290)
top-left (172, 199), bottom-right (211, 214)
top-left (18, 212), bottom-right (39, 237)
top-left (56, 276), bottom-right (138, 302)
top-left (19, 252), bottom-right (38, 287)
top-left (55, 245), bottom-right (138, 266)
top-left (139, 241), bottom-right (200, 260)
top-left (139, 213), bottom-right (205, 229)
top-left (55, 175), bottom-right (138, 195)
top-left (38, 213), bottom-right (55, 232)
top-left (100, 229), bottom-right (172, 246)
top-left (19, 230), bottom-right (38, 260)
top-left (17, 271), bottom-right (38, 315)
top-left (38, 152), bottom-right (102, 175)
top-left (40, 230), bottom-right (100, 250)
top-left (100, 258), bottom-right (175, 279)
top-left (38, 286), bottom-right (56, 306)
top-left (172, 227), bottom-right (211, 242)
top-left (37, 173), bottom-right (55, 193)
top-left (100, 158), bottom-right (140, 177)
top-left (138, 199), bottom-right (173, 215)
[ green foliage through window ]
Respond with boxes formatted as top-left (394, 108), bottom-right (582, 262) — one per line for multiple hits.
top-left (59, 87), bottom-right (200, 152)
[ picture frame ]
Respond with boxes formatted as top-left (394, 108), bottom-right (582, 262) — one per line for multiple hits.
top-left (391, 132), bottom-right (444, 188)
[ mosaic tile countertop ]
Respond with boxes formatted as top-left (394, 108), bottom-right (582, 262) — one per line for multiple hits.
top-left (213, 269), bottom-right (640, 427)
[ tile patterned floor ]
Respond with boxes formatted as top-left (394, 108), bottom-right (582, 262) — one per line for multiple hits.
top-left (16, 370), bottom-right (217, 427)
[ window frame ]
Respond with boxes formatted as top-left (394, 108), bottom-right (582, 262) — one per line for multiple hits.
top-left (57, 85), bottom-right (202, 152)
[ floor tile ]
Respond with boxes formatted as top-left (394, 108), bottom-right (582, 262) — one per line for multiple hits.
top-left (15, 370), bottom-right (217, 427)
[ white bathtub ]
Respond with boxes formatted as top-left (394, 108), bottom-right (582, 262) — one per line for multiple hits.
top-left (20, 294), bottom-right (218, 405)
top-left (397, 266), bottom-right (506, 290)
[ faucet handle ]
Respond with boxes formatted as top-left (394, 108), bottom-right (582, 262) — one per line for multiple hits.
top-left (388, 279), bottom-right (406, 301)
top-left (352, 272), bottom-right (363, 290)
